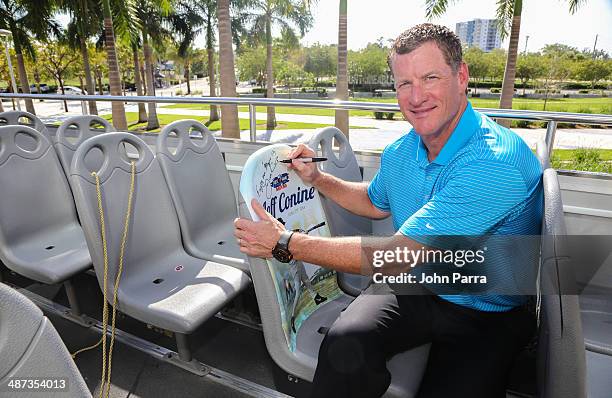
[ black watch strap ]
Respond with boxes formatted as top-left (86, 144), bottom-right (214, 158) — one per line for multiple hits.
top-left (277, 230), bottom-right (294, 250)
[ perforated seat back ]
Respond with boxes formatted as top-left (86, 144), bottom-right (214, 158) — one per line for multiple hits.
top-left (537, 168), bottom-right (586, 398)
top-left (309, 127), bottom-right (371, 295)
top-left (0, 282), bottom-right (91, 397)
top-left (0, 125), bottom-right (80, 250)
top-left (156, 120), bottom-right (246, 269)
top-left (70, 132), bottom-right (182, 295)
top-left (0, 110), bottom-right (48, 138)
top-left (239, 144), bottom-right (344, 377)
top-left (55, 116), bottom-right (115, 176)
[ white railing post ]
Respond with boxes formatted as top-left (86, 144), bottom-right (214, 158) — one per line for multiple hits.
top-left (249, 104), bottom-right (257, 142)
top-left (545, 121), bottom-right (558, 157)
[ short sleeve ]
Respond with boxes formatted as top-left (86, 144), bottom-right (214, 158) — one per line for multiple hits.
top-left (399, 160), bottom-right (528, 238)
top-left (367, 151), bottom-right (390, 212)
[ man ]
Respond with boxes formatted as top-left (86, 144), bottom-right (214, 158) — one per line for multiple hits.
top-left (234, 23), bottom-right (542, 397)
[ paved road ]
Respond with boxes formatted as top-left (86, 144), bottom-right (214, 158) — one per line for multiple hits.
top-left (13, 97), bottom-right (612, 151)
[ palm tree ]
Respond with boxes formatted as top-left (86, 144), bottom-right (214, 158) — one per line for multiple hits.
top-left (134, 0), bottom-right (173, 130)
top-left (131, 42), bottom-right (148, 123)
top-left (245, 0), bottom-right (313, 129)
top-left (0, 0), bottom-right (59, 115)
top-left (61, 0), bottom-right (102, 115)
top-left (171, 1), bottom-right (205, 96)
top-left (108, 1), bottom-right (147, 122)
top-left (101, 0), bottom-right (128, 129)
top-left (425, 0), bottom-right (587, 119)
top-left (335, 0), bottom-right (348, 137)
top-left (205, 11), bottom-right (220, 121)
top-left (217, 0), bottom-right (240, 138)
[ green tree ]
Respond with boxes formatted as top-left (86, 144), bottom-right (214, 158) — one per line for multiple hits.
top-left (425, 0), bottom-right (588, 122)
top-left (303, 43), bottom-right (335, 84)
top-left (487, 49), bottom-right (506, 81)
top-left (347, 43), bottom-right (388, 91)
top-left (574, 59), bottom-right (611, 89)
top-left (515, 53), bottom-right (544, 95)
top-left (60, 0), bottom-right (102, 114)
top-left (39, 40), bottom-right (79, 112)
top-left (463, 47), bottom-right (489, 95)
top-left (276, 61), bottom-right (314, 87)
top-left (0, 0), bottom-right (59, 114)
top-left (236, 44), bottom-right (267, 86)
top-left (540, 52), bottom-right (572, 110)
top-left (245, 0), bottom-right (314, 128)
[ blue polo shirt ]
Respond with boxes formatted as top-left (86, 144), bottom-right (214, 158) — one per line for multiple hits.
top-left (368, 102), bottom-right (542, 312)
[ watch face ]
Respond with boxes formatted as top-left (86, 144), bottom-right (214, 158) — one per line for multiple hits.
top-left (272, 247), bottom-right (293, 263)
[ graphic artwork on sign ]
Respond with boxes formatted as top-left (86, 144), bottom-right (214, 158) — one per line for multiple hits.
top-left (240, 144), bottom-right (343, 351)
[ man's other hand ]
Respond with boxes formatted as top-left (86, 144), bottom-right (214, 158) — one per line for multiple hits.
top-left (234, 199), bottom-right (286, 258)
top-left (286, 144), bottom-right (322, 185)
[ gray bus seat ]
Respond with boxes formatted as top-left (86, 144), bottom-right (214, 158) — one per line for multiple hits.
top-left (537, 168), bottom-right (587, 398)
top-left (309, 127), bottom-right (372, 296)
top-left (70, 132), bottom-right (250, 335)
top-left (54, 115), bottom-right (115, 177)
top-left (238, 143), bottom-right (429, 398)
top-left (156, 120), bottom-right (248, 272)
top-left (536, 140), bottom-right (550, 169)
top-left (0, 125), bottom-right (91, 284)
top-left (0, 282), bottom-right (91, 397)
top-left (0, 110), bottom-right (49, 138)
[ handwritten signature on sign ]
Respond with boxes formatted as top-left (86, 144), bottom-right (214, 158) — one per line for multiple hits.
top-left (255, 151), bottom-right (280, 199)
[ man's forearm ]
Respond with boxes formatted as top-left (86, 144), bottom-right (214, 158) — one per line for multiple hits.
top-left (313, 172), bottom-right (388, 220)
top-left (288, 232), bottom-right (427, 276)
top-left (289, 233), bottom-right (364, 274)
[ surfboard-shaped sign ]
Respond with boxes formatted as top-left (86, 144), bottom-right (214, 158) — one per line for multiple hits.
top-left (240, 144), bottom-right (343, 351)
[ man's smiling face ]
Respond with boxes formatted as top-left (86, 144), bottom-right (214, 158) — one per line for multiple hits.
top-left (391, 41), bottom-right (468, 140)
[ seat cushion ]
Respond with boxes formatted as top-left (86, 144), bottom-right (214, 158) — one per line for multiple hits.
top-left (3, 223), bottom-right (91, 284)
top-left (116, 251), bottom-right (251, 334)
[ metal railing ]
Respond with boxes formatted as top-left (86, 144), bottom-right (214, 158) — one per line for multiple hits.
top-left (1, 92), bottom-right (611, 155)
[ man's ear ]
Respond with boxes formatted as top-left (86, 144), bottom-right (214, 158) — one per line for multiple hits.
top-left (458, 61), bottom-right (469, 91)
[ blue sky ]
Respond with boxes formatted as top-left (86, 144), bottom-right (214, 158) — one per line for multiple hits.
top-left (298, 0), bottom-right (612, 53)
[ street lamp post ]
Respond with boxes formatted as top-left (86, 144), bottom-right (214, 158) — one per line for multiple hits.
top-left (0, 29), bottom-right (20, 111)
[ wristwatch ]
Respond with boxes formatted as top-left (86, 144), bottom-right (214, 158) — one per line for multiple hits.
top-left (272, 230), bottom-right (295, 263)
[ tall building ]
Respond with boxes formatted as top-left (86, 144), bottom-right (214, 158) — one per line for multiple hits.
top-left (455, 19), bottom-right (502, 52)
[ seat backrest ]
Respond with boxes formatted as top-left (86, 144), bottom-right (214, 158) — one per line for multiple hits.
top-left (239, 143), bottom-right (344, 375)
top-left (70, 132), bottom-right (183, 295)
top-left (0, 125), bottom-right (80, 249)
top-left (536, 140), bottom-right (550, 170)
top-left (54, 115), bottom-right (115, 176)
top-left (156, 120), bottom-right (238, 253)
top-left (308, 127), bottom-right (372, 236)
top-left (0, 110), bottom-right (49, 138)
top-left (537, 168), bottom-right (586, 398)
top-left (0, 282), bottom-right (91, 396)
top-left (308, 127), bottom-right (371, 295)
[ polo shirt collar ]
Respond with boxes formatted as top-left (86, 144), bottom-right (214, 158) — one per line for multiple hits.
top-left (415, 102), bottom-right (480, 166)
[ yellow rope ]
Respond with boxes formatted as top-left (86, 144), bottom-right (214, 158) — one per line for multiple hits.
top-left (70, 161), bottom-right (136, 398)
top-left (104, 160), bottom-right (135, 398)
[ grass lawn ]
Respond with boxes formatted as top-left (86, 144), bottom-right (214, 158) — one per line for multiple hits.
top-left (470, 97), bottom-right (612, 114)
top-left (551, 148), bottom-right (612, 173)
top-left (552, 148), bottom-right (612, 161)
top-left (163, 96), bottom-right (611, 118)
top-left (102, 112), bottom-right (364, 133)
